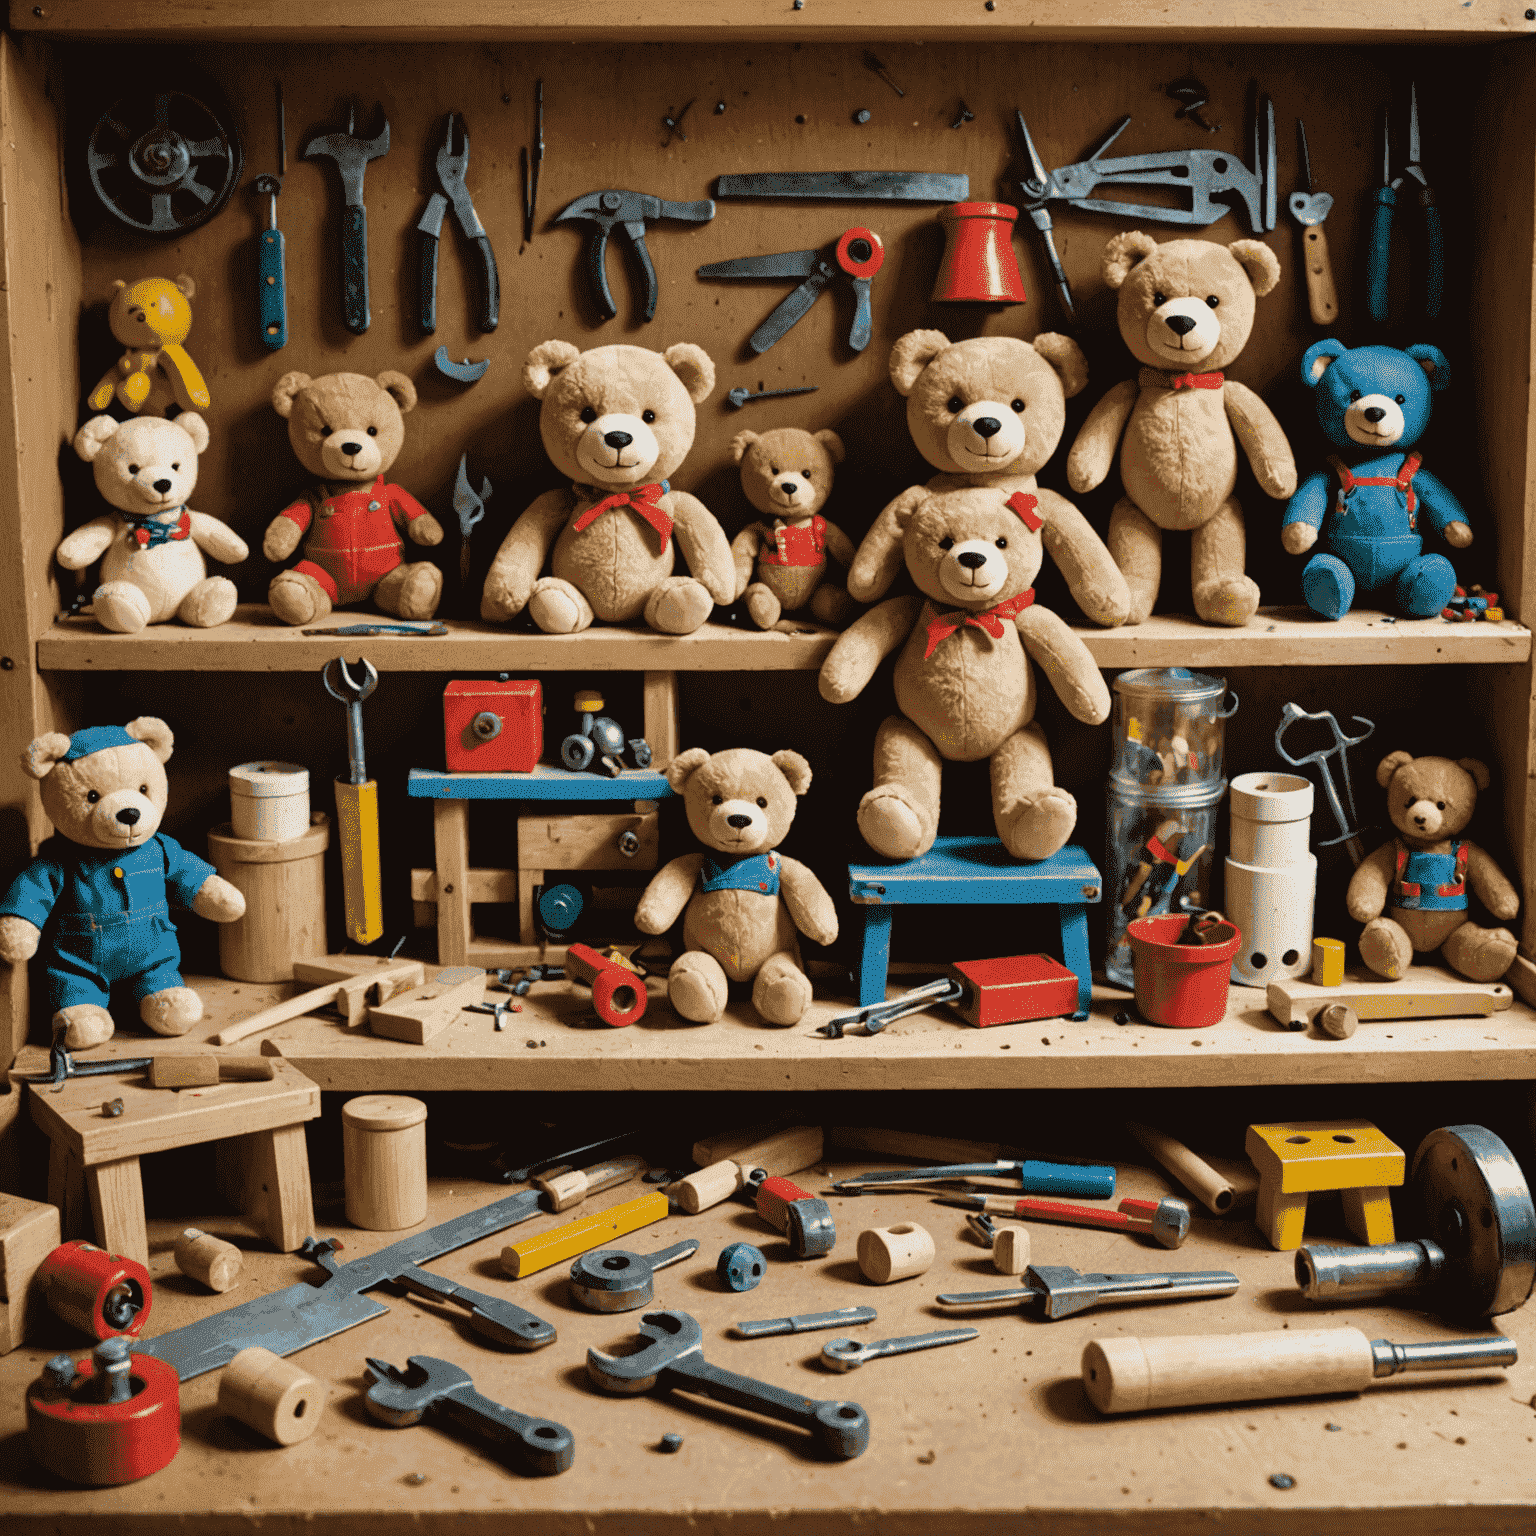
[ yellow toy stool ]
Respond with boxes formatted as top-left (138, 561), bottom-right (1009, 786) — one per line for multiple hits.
top-left (1246, 1119), bottom-right (1405, 1250)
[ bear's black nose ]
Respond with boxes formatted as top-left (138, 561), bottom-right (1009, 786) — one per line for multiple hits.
top-left (153, 478), bottom-right (172, 494)
top-left (1363, 406), bottom-right (1386, 423)
top-left (726, 813), bottom-right (752, 829)
top-left (604, 430), bottom-right (633, 450)
top-left (957, 551), bottom-right (987, 570)
top-left (116, 807), bottom-right (141, 826)
top-left (1165, 314), bottom-right (1198, 337)
top-left (341, 441), bottom-right (363, 456)
top-left (779, 481), bottom-right (800, 497)
top-left (972, 417), bottom-right (1002, 440)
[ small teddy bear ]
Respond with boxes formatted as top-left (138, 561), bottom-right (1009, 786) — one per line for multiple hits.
top-left (730, 427), bottom-right (856, 630)
top-left (821, 482), bottom-right (1112, 863)
top-left (0, 719), bottom-right (246, 1049)
top-left (1067, 234), bottom-right (1298, 627)
top-left (1283, 341), bottom-right (1468, 620)
top-left (264, 370), bottom-right (445, 627)
top-left (86, 275), bottom-right (210, 419)
top-left (481, 341), bottom-right (736, 635)
top-left (62, 413), bottom-right (247, 633)
top-left (634, 746), bottom-right (837, 1026)
top-left (1347, 751), bottom-right (1518, 983)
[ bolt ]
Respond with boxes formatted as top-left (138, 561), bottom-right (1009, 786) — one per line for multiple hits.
top-left (93, 1336), bottom-right (134, 1404)
top-left (1114, 1010), bottom-right (1132, 1025)
top-left (659, 1432), bottom-right (684, 1452)
top-left (1269, 1473), bottom-right (1296, 1490)
top-left (404, 1472), bottom-right (427, 1486)
top-left (854, 109), bottom-right (872, 124)
top-left (950, 102), bottom-right (975, 129)
top-left (101, 1098), bottom-right (123, 1117)
top-left (716, 102), bottom-right (726, 113)
top-left (42, 1354), bottom-right (76, 1391)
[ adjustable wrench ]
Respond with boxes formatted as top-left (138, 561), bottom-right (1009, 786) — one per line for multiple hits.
top-left (302, 104), bottom-right (390, 335)
top-left (938, 1263), bottom-right (1239, 1321)
top-left (568, 1239), bottom-right (699, 1313)
top-left (821, 1328), bottom-right (977, 1372)
top-left (364, 1354), bottom-right (574, 1475)
top-left (587, 1309), bottom-right (870, 1459)
top-left (385, 1264), bottom-right (556, 1348)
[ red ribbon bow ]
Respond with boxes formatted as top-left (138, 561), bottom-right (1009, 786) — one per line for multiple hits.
top-left (1006, 491), bottom-right (1042, 530)
top-left (571, 482), bottom-right (672, 550)
top-left (923, 589), bottom-right (1035, 660)
top-left (1169, 371), bottom-right (1224, 391)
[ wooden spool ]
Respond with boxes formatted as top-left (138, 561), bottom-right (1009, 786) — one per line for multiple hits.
top-left (667, 1159), bottom-right (742, 1215)
top-left (856, 1222), bottom-right (935, 1284)
top-left (993, 1225), bottom-right (1031, 1275)
top-left (218, 1346), bottom-right (325, 1445)
top-left (342, 1095), bottom-right (428, 1231)
top-left (173, 1228), bottom-right (242, 1292)
top-left (207, 816), bottom-right (329, 983)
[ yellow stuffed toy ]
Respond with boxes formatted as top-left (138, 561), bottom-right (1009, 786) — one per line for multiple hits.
top-left (87, 275), bottom-right (211, 418)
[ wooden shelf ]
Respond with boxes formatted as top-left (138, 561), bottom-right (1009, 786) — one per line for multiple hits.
top-left (34, 606), bottom-right (1530, 674)
top-left (17, 972), bottom-right (1535, 1094)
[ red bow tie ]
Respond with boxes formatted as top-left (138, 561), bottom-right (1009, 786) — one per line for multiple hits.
top-left (1006, 491), bottom-right (1042, 530)
top-left (571, 482), bottom-right (672, 550)
top-left (924, 589), bottom-right (1035, 660)
top-left (1169, 371), bottom-right (1224, 391)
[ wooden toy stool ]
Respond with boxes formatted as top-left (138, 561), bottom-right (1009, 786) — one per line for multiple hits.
top-left (1245, 1118), bottom-right (1405, 1251)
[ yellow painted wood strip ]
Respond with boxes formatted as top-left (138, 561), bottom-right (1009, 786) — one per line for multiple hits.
top-left (499, 1191), bottom-right (668, 1279)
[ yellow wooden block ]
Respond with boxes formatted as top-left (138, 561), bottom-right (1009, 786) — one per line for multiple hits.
top-left (499, 1190), bottom-right (667, 1279)
top-left (1311, 938), bottom-right (1345, 987)
top-left (1256, 1183), bottom-right (1311, 1251)
top-left (1245, 1120), bottom-right (1405, 1195)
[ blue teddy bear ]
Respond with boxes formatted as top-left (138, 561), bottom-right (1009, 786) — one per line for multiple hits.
top-left (1282, 340), bottom-right (1471, 620)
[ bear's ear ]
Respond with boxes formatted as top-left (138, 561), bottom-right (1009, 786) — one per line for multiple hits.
top-left (888, 330), bottom-right (951, 396)
top-left (664, 343), bottom-right (716, 405)
top-left (664, 746), bottom-right (711, 794)
top-left (1302, 339), bottom-right (1347, 388)
top-left (72, 415), bottom-right (120, 463)
top-left (176, 412), bottom-right (210, 455)
top-left (376, 371), bottom-right (417, 414)
top-left (1102, 231), bottom-right (1158, 290)
top-left (1228, 239), bottom-right (1282, 298)
top-left (125, 716), bottom-right (174, 764)
top-left (1458, 757), bottom-right (1491, 792)
top-left (174, 274), bottom-right (196, 301)
top-left (272, 372), bottom-right (312, 419)
top-left (523, 340), bottom-right (581, 399)
top-left (729, 430), bottom-right (759, 464)
top-left (21, 732), bottom-right (72, 780)
top-left (1406, 344), bottom-right (1451, 393)
top-left (1032, 332), bottom-right (1089, 399)
top-left (770, 749), bottom-right (813, 796)
top-left (1376, 749), bottom-right (1415, 787)
top-left (111, 279), bottom-right (127, 294)
top-left (814, 429), bottom-right (846, 465)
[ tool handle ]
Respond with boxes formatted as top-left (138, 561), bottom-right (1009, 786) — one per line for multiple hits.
top-left (471, 234), bottom-right (500, 332)
top-left (335, 778), bottom-right (383, 945)
top-left (1366, 185), bottom-right (1396, 325)
top-left (628, 230), bottom-right (659, 323)
top-left (1302, 224), bottom-right (1339, 327)
top-left (1082, 1327), bottom-right (1376, 1414)
top-left (341, 204), bottom-right (370, 335)
top-left (1014, 1196), bottom-right (1130, 1232)
top-left (419, 231), bottom-right (439, 333)
top-left (749, 266), bottom-right (831, 355)
top-left (536, 1153), bottom-right (648, 1211)
top-left (585, 228), bottom-right (618, 321)
top-left (1420, 187), bottom-right (1443, 320)
top-left (848, 276), bottom-right (873, 353)
top-left (258, 228), bottom-right (288, 350)
top-left (213, 983), bottom-right (345, 1046)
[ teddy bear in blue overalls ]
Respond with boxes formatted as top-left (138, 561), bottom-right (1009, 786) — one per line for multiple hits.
top-left (1282, 340), bottom-right (1471, 620)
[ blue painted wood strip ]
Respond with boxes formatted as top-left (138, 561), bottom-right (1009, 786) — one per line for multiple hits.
top-left (408, 766), bottom-right (674, 801)
top-left (848, 838), bottom-right (1101, 905)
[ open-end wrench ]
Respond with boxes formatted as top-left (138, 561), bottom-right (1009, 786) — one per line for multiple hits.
top-left (385, 1264), bottom-right (556, 1348)
top-left (303, 104), bottom-right (390, 335)
top-left (364, 1354), bottom-right (574, 1475)
top-left (587, 1309), bottom-right (870, 1459)
top-left (822, 1328), bottom-right (977, 1372)
top-left (568, 1240), bottom-right (699, 1313)
top-left (937, 1263), bottom-right (1240, 1321)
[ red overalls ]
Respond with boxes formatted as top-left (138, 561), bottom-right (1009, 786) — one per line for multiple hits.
top-left (275, 477), bottom-right (433, 606)
top-left (757, 515), bottom-right (827, 568)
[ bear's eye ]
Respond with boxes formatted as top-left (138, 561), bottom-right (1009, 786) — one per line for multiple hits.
top-left (1010, 398), bottom-right (1025, 413)
top-left (756, 797), bottom-right (768, 808)
top-left (139, 784), bottom-right (148, 794)
top-left (995, 536), bottom-right (1008, 549)
top-left (946, 395), bottom-right (964, 414)
top-left (1348, 392), bottom-right (1362, 403)
top-left (1437, 800), bottom-right (1445, 810)
top-left (367, 426), bottom-right (378, 437)
top-left (128, 464), bottom-right (140, 475)
top-left (642, 409), bottom-right (656, 424)
top-left (1395, 395), bottom-right (1405, 404)
top-left (938, 536), bottom-right (954, 551)
top-left (711, 794), bottom-right (723, 806)
top-left (1153, 290), bottom-right (1167, 306)
top-left (580, 406), bottom-right (597, 424)
top-left (86, 790), bottom-right (100, 804)
top-left (1205, 295), bottom-right (1220, 308)
top-left (171, 462), bottom-right (180, 471)
top-left (769, 466), bottom-right (779, 476)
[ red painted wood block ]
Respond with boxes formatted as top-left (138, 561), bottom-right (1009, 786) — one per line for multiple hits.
top-left (948, 954), bottom-right (1080, 1026)
top-left (444, 679), bottom-right (542, 772)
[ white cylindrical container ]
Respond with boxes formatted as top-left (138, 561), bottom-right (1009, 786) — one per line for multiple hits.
top-left (229, 761), bottom-right (310, 844)
top-left (1225, 772), bottom-right (1317, 987)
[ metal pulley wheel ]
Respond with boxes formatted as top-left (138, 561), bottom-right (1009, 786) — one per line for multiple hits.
top-left (87, 86), bottom-right (243, 236)
top-left (1414, 1124), bottom-right (1536, 1319)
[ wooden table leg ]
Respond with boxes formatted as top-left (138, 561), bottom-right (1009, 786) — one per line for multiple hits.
top-left (643, 671), bottom-right (679, 771)
top-left (84, 1158), bottom-right (148, 1269)
top-left (232, 1125), bottom-right (315, 1253)
top-left (857, 906), bottom-right (894, 1007)
top-left (46, 1140), bottom-right (89, 1243)
top-left (1057, 901), bottom-right (1092, 1019)
top-left (433, 798), bottom-right (472, 966)
top-left (1256, 1178), bottom-right (1310, 1251)
top-left (1340, 1185), bottom-right (1396, 1245)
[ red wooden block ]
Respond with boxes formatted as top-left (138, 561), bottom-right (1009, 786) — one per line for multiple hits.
top-left (948, 954), bottom-right (1080, 1027)
top-left (443, 680), bottom-right (542, 772)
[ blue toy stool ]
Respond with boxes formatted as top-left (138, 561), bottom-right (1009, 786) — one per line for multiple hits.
top-left (847, 837), bottom-right (1101, 1017)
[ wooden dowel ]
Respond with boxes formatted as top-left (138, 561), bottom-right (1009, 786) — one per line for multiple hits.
top-left (1126, 1122), bottom-right (1256, 1215)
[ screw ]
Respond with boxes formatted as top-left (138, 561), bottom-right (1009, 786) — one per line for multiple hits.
top-left (659, 1432), bottom-right (684, 1452)
top-left (1325, 1423), bottom-right (1342, 1432)
top-left (93, 1336), bottom-right (134, 1404)
top-left (950, 102), bottom-right (975, 129)
top-left (1269, 1473), bottom-right (1296, 1490)
top-left (404, 1472), bottom-right (427, 1486)
top-left (42, 1354), bottom-right (76, 1391)
top-left (854, 109), bottom-right (871, 124)
top-left (101, 1098), bottom-right (123, 1117)
top-left (715, 101), bottom-right (726, 113)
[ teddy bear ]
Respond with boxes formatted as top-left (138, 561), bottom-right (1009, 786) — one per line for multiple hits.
top-left (62, 413), bottom-right (247, 633)
top-left (870, 329), bottom-right (1130, 630)
top-left (820, 482), bottom-right (1113, 863)
top-left (85, 275), bottom-right (210, 419)
top-left (481, 341), bottom-right (738, 635)
top-left (729, 426), bottom-right (857, 630)
top-left (1346, 751), bottom-right (1519, 983)
top-left (1282, 341), bottom-right (1468, 620)
top-left (0, 719), bottom-right (246, 1049)
top-left (1066, 234), bottom-right (1298, 627)
top-left (263, 371), bottom-right (445, 627)
top-left (633, 746), bottom-right (837, 1025)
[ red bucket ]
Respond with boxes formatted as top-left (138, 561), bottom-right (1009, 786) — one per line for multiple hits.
top-left (1126, 913), bottom-right (1242, 1029)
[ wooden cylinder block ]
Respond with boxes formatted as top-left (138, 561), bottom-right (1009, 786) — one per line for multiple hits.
top-left (342, 1095), bottom-right (428, 1231)
top-left (207, 817), bottom-right (329, 983)
top-left (857, 1222), bottom-right (935, 1284)
top-left (667, 1159), bottom-right (741, 1215)
top-left (993, 1225), bottom-right (1031, 1275)
top-left (174, 1229), bottom-right (243, 1293)
top-left (218, 1346), bottom-right (326, 1445)
top-left (1312, 938), bottom-right (1346, 987)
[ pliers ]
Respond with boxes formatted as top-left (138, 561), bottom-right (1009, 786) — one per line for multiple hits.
top-left (417, 113), bottom-right (500, 334)
top-left (1366, 82), bottom-right (1442, 325)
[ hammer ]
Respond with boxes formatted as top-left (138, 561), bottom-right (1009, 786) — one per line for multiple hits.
top-left (303, 104), bottom-right (390, 334)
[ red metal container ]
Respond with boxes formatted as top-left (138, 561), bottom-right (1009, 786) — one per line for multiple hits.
top-left (27, 1349), bottom-right (180, 1485)
top-left (36, 1240), bottom-right (152, 1339)
top-left (949, 954), bottom-right (1079, 1026)
top-left (1127, 914), bottom-right (1242, 1028)
top-left (444, 679), bottom-right (542, 772)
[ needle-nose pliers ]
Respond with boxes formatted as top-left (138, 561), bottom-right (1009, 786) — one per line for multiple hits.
top-left (1366, 82), bottom-right (1442, 325)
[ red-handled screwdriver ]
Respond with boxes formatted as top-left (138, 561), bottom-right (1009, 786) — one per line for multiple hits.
top-left (938, 1192), bottom-right (1191, 1249)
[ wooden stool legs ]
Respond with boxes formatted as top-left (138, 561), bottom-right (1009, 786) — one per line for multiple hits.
top-left (1255, 1181), bottom-right (1397, 1250)
top-left (215, 1127), bottom-right (315, 1253)
top-left (1255, 1181), bottom-right (1310, 1251)
top-left (1340, 1186), bottom-right (1396, 1245)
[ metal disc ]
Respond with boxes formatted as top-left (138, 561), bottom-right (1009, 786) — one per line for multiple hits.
top-left (568, 1248), bottom-right (652, 1312)
top-left (1412, 1124), bottom-right (1536, 1318)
